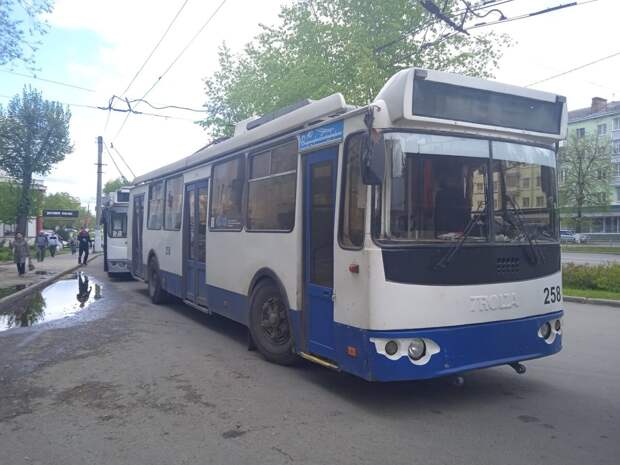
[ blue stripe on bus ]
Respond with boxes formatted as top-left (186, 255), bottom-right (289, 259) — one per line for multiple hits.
top-left (326, 311), bottom-right (564, 382)
top-left (156, 269), bottom-right (562, 382)
top-left (160, 270), bottom-right (184, 298)
top-left (159, 270), bottom-right (249, 325)
top-left (206, 284), bottom-right (249, 325)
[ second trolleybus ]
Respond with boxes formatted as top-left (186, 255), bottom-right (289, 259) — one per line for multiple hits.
top-left (102, 188), bottom-right (131, 277)
top-left (127, 68), bottom-right (566, 381)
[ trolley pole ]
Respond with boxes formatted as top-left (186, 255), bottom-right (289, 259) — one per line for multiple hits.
top-left (94, 136), bottom-right (103, 253)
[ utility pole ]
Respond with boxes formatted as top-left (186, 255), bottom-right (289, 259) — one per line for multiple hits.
top-left (94, 136), bottom-right (103, 253)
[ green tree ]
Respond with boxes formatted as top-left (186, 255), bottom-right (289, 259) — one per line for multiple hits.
top-left (42, 191), bottom-right (79, 229)
top-left (0, 0), bottom-right (53, 66)
top-left (559, 133), bottom-right (613, 233)
top-left (103, 177), bottom-right (130, 194)
top-left (0, 86), bottom-right (72, 234)
top-left (199, 0), bottom-right (509, 138)
top-left (0, 180), bottom-right (43, 224)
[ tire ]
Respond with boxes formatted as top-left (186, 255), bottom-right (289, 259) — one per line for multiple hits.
top-left (147, 256), bottom-right (168, 304)
top-left (249, 280), bottom-right (297, 365)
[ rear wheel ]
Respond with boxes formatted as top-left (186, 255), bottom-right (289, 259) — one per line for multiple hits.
top-left (147, 257), bottom-right (168, 304)
top-left (249, 280), bottom-right (297, 365)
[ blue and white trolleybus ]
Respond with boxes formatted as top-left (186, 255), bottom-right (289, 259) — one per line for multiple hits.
top-left (127, 68), bottom-right (566, 381)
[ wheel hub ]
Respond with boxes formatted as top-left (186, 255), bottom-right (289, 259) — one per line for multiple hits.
top-left (260, 297), bottom-right (289, 344)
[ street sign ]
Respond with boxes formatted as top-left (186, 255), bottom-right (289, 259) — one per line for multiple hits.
top-left (43, 209), bottom-right (79, 218)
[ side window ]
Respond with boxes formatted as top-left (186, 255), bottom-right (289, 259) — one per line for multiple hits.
top-left (164, 176), bottom-right (183, 230)
top-left (210, 156), bottom-right (245, 230)
top-left (147, 181), bottom-right (164, 229)
top-left (247, 140), bottom-right (297, 231)
top-left (339, 133), bottom-right (366, 248)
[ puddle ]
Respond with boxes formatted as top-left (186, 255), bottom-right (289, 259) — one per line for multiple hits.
top-left (0, 284), bottom-right (27, 299)
top-left (0, 272), bottom-right (103, 332)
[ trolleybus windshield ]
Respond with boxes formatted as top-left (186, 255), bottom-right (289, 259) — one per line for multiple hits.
top-left (372, 133), bottom-right (558, 245)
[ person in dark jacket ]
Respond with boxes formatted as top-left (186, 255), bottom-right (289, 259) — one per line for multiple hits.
top-left (77, 227), bottom-right (91, 265)
top-left (35, 231), bottom-right (48, 262)
top-left (11, 233), bottom-right (30, 276)
top-left (76, 273), bottom-right (91, 307)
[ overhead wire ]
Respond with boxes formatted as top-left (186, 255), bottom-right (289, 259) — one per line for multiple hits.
top-left (109, 143), bottom-right (137, 179)
top-left (0, 92), bottom-right (196, 121)
top-left (103, 141), bottom-right (128, 181)
top-left (0, 69), bottom-right (96, 92)
top-left (374, 0), bottom-right (515, 53)
top-left (466, 0), bottom-right (600, 30)
top-left (413, 0), bottom-right (599, 54)
top-left (526, 50), bottom-right (620, 87)
top-left (120, 0), bottom-right (191, 97)
top-left (111, 0), bottom-right (228, 142)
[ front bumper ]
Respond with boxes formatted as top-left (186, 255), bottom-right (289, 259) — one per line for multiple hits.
top-left (108, 259), bottom-right (130, 274)
top-left (333, 311), bottom-right (564, 381)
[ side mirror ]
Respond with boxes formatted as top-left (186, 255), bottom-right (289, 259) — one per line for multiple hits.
top-left (361, 132), bottom-right (385, 185)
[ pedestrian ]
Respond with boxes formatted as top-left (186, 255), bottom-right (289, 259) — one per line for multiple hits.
top-left (48, 234), bottom-right (59, 257)
top-left (69, 237), bottom-right (77, 255)
top-left (77, 227), bottom-right (91, 265)
top-left (76, 272), bottom-right (92, 308)
top-left (11, 232), bottom-right (30, 276)
top-left (35, 231), bottom-right (48, 262)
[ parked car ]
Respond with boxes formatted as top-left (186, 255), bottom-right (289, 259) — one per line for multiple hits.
top-left (560, 229), bottom-right (577, 243)
top-left (560, 229), bottom-right (588, 244)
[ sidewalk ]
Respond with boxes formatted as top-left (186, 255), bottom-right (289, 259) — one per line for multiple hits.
top-left (0, 251), bottom-right (100, 300)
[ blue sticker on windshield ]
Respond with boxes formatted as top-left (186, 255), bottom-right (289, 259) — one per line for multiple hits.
top-left (299, 120), bottom-right (343, 150)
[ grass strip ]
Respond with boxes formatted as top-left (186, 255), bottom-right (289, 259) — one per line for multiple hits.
top-left (564, 287), bottom-right (620, 301)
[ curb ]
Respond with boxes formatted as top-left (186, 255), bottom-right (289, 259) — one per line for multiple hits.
top-left (0, 254), bottom-right (101, 310)
top-left (564, 295), bottom-right (620, 308)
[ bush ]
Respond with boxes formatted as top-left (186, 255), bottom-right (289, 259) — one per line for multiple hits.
top-left (563, 263), bottom-right (620, 292)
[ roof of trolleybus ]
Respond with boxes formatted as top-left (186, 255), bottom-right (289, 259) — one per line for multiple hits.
top-left (132, 68), bottom-right (567, 186)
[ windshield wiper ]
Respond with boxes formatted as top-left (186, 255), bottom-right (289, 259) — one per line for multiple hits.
top-left (433, 201), bottom-right (487, 271)
top-left (503, 194), bottom-right (545, 265)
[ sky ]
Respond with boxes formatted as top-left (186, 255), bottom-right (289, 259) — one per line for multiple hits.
top-left (0, 0), bottom-right (618, 210)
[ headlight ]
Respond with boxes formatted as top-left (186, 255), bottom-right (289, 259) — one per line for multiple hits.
top-left (385, 340), bottom-right (398, 356)
top-left (540, 322), bottom-right (552, 339)
top-left (408, 339), bottom-right (426, 361)
top-left (554, 320), bottom-right (561, 331)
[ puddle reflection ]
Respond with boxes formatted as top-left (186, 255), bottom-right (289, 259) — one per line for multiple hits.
top-left (0, 272), bottom-right (103, 332)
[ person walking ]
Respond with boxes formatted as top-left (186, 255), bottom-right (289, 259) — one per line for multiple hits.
top-left (48, 234), bottom-right (59, 257)
top-left (77, 227), bottom-right (91, 265)
top-left (35, 231), bottom-right (48, 262)
top-left (69, 237), bottom-right (77, 255)
top-left (11, 233), bottom-right (30, 276)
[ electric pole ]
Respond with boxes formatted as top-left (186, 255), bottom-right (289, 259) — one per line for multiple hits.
top-left (94, 136), bottom-right (103, 253)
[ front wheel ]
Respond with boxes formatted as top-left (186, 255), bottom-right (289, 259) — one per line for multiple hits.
top-left (147, 257), bottom-right (168, 304)
top-left (249, 280), bottom-right (297, 365)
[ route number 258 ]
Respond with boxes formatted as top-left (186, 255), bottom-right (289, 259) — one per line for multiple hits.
top-left (543, 286), bottom-right (561, 304)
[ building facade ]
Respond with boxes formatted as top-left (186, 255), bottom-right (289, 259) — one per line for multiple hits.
top-left (565, 97), bottom-right (620, 234)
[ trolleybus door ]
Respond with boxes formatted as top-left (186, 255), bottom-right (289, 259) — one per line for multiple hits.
top-left (131, 194), bottom-right (145, 278)
top-left (303, 147), bottom-right (337, 359)
top-left (183, 180), bottom-right (208, 306)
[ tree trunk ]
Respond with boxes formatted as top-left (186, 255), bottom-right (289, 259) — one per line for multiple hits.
top-left (16, 171), bottom-right (32, 236)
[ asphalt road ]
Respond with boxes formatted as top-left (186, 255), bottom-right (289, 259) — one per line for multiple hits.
top-left (561, 252), bottom-right (620, 265)
top-left (0, 265), bottom-right (618, 465)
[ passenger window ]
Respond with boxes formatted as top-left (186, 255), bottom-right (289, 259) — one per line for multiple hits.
top-left (250, 151), bottom-right (269, 179)
top-left (339, 133), bottom-right (366, 248)
top-left (164, 176), bottom-right (183, 230)
top-left (247, 140), bottom-right (297, 231)
top-left (147, 181), bottom-right (164, 229)
top-left (210, 157), bottom-right (245, 230)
